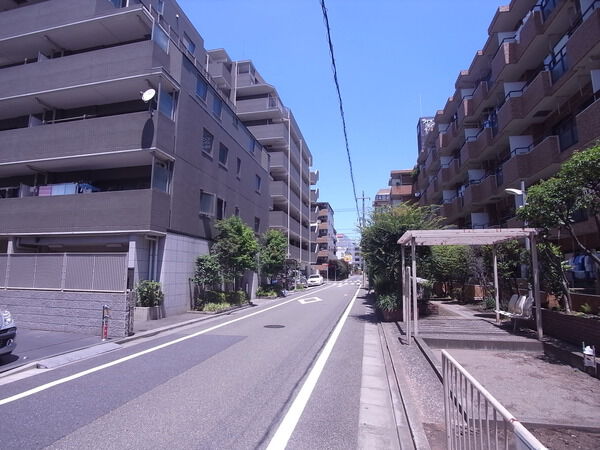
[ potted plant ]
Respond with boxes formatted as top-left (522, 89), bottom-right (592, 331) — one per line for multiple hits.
top-left (134, 280), bottom-right (164, 321)
top-left (376, 294), bottom-right (403, 322)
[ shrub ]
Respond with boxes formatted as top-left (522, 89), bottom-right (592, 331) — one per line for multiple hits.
top-left (204, 290), bottom-right (226, 304)
top-left (135, 280), bottom-right (164, 307)
top-left (225, 290), bottom-right (247, 305)
top-left (257, 286), bottom-right (280, 297)
top-left (376, 294), bottom-right (401, 312)
top-left (483, 296), bottom-right (496, 310)
top-left (202, 302), bottom-right (231, 313)
top-left (580, 303), bottom-right (592, 314)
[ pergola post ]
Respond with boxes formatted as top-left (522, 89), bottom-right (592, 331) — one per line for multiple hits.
top-left (401, 244), bottom-right (406, 331)
top-left (530, 232), bottom-right (543, 340)
top-left (493, 245), bottom-right (500, 324)
top-left (411, 237), bottom-right (418, 336)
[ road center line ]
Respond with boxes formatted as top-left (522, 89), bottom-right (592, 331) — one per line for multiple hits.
top-left (266, 284), bottom-right (362, 450)
top-left (0, 284), bottom-right (335, 407)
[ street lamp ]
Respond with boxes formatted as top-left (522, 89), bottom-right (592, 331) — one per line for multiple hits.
top-left (505, 180), bottom-right (531, 295)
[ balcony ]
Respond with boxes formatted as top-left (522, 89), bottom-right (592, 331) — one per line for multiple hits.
top-left (0, 0), bottom-right (152, 68)
top-left (236, 96), bottom-right (283, 121)
top-left (208, 63), bottom-right (232, 88)
top-left (269, 210), bottom-right (303, 238)
top-left (460, 128), bottom-right (494, 163)
top-left (441, 196), bottom-right (464, 224)
top-left (0, 111), bottom-right (175, 167)
top-left (310, 170), bottom-right (319, 185)
top-left (566, 8), bottom-right (600, 82)
top-left (526, 135), bottom-right (561, 177)
top-left (0, 40), bottom-right (170, 120)
top-left (576, 97), bottom-right (600, 149)
top-left (270, 180), bottom-right (301, 212)
top-left (0, 189), bottom-right (169, 235)
top-left (457, 81), bottom-right (489, 124)
top-left (246, 122), bottom-right (288, 146)
top-left (469, 175), bottom-right (499, 206)
top-left (440, 159), bottom-right (461, 187)
top-left (491, 41), bottom-right (518, 83)
top-left (500, 152), bottom-right (529, 189)
top-left (310, 189), bottom-right (319, 203)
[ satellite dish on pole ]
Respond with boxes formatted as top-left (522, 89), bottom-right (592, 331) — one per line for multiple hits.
top-left (141, 88), bottom-right (156, 103)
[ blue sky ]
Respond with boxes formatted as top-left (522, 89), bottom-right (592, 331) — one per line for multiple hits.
top-left (179, 0), bottom-right (506, 241)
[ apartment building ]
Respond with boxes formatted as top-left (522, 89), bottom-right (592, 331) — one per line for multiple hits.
top-left (0, 0), bottom-right (271, 335)
top-left (415, 0), bottom-right (600, 253)
top-left (373, 169), bottom-right (414, 208)
top-left (206, 52), bottom-right (318, 274)
top-left (335, 233), bottom-right (361, 270)
top-left (311, 202), bottom-right (337, 277)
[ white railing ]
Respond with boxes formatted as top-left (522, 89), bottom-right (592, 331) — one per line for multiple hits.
top-left (442, 350), bottom-right (547, 450)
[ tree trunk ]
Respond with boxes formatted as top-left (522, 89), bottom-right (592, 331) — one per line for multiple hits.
top-left (565, 223), bottom-right (600, 266)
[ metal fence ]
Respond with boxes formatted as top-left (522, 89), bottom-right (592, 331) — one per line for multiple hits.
top-left (442, 350), bottom-right (547, 450)
top-left (0, 253), bottom-right (127, 292)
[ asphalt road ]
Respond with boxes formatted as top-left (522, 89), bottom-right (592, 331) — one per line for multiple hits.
top-left (0, 276), bottom-right (375, 449)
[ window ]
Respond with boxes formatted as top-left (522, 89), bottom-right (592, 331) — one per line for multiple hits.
top-left (247, 133), bottom-right (255, 153)
top-left (255, 175), bottom-right (262, 192)
top-left (553, 116), bottom-right (578, 151)
top-left (200, 191), bottom-right (215, 216)
top-left (153, 24), bottom-right (169, 53)
top-left (152, 159), bottom-right (171, 193)
top-left (234, 206), bottom-right (240, 217)
top-left (236, 157), bottom-right (242, 178)
top-left (212, 96), bottom-right (222, 119)
top-left (158, 89), bottom-right (176, 119)
top-left (254, 217), bottom-right (260, 233)
top-left (202, 129), bottom-right (214, 155)
top-left (218, 144), bottom-right (229, 166)
top-left (182, 33), bottom-right (195, 54)
top-left (157, 0), bottom-right (165, 14)
top-left (196, 77), bottom-right (208, 101)
top-left (216, 198), bottom-right (226, 220)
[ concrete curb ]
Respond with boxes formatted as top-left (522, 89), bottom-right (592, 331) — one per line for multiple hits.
top-left (414, 337), bottom-right (443, 383)
top-left (380, 323), bottom-right (432, 450)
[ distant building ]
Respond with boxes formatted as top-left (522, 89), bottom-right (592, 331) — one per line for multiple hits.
top-left (311, 202), bottom-right (337, 276)
top-left (373, 169), bottom-right (414, 208)
top-left (336, 234), bottom-right (361, 270)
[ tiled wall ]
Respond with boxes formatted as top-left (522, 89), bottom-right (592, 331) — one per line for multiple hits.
top-left (159, 232), bottom-right (209, 315)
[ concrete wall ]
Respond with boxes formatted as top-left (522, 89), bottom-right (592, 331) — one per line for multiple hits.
top-left (159, 232), bottom-right (209, 316)
top-left (0, 289), bottom-right (128, 337)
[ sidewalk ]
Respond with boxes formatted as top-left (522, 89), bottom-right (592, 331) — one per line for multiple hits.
top-left (381, 299), bottom-right (600, 448)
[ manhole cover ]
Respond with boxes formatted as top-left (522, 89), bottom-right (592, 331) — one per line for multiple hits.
top-left (264, 325), bottom-right (285, 329)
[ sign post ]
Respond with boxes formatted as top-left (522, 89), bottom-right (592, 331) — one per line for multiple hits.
top-left (101, 304), bottom-right (111, 341)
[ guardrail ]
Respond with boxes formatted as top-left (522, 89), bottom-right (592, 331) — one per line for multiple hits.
top-left (442, 350), bottom-right (547, 449)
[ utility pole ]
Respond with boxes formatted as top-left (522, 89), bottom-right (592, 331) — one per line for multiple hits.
top-left (357, 190), bottom-right (370, 287)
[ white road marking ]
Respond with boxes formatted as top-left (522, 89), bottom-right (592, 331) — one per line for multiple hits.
top-left (0, 285), bottom-right (336, 407)
top-left (298, 297), bottom-right (323, 305)
top-left (266, 284), bottom-right (362, 450)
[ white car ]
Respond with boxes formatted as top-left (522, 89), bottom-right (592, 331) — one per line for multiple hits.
top-left (0, 310), bottom-right (16, 357)
top-left (307, 274), bottom-right (324, 286)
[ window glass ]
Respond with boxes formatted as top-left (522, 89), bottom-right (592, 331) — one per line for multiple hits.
top-left (182, 33), bottom-right (196, 54)
top-left (158, 89), bottom-right (176, 119)
top-left (196, 77), bottom-right (208, 101)
top-left (200, 192), bottom-right (215, 215)
top-left (234, 206), bottom-right (240, 217)
top-left (153, 24), bottom-right (169, 53)
top-left (255, 175), bottom-right (262, 192)
top-left (157, 0), bottom-right (164, 14)
top-left (219, 144), bottom-right (229, 166)
top-left (202, 129), bottom-right (214, 155)
top-left (216, 198), bottom-right (225, 220)
top-left (213, 96), bottom-right (222, 118)
top-left (152, 160), bottom-right (170, 193)
top-left (254, 217), bottom-right (260, 233)
top-left (247, 131), bottom-right (255, 153)
top-left (236, 158), bottom-right (242, 177)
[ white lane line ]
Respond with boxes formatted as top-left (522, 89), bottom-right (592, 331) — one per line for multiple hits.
top-left (0, 285), bottom-right (336, 407)
top-left (266, 284), bottom-right (362, 450)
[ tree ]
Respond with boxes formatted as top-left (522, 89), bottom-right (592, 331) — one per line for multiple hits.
top-left (193, 254), bottom-right (221, 292)
top-left (518, 144), bottom-right (600, 267)
top-left (259, 229), bottom-right (287, 281)
top-left (328, 259), bottom-right (350, 280)
top-left (211, 216), bottom-right (259, 288)
top-left (425, 245), bottom-right (470, 297)
top-left (361, 204), bottom-right (443, 297)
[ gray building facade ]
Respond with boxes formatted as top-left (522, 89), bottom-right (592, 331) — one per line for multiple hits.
top-left (0, 0), bottom-right (271, 334)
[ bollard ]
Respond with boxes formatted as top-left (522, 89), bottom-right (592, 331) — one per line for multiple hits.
top-left (101, 304), bottom-right (111, 341)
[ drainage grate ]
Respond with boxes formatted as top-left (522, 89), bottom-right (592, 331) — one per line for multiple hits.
top-left (264, 325), bottom-right (285, 329)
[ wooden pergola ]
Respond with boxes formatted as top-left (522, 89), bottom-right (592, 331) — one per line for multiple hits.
top-left (397, 228), bottom-right (543, 340)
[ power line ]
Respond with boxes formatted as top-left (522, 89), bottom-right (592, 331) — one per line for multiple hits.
top-left (319, 0), bottom-right (361, 228)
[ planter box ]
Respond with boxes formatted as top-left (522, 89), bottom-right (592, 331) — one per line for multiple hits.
top-left (527, 309), bottom-right (600, 348)
top-left (134, 306), bottom-right (163, 322)
top-left (380, 309), bottom-right (403, 322)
